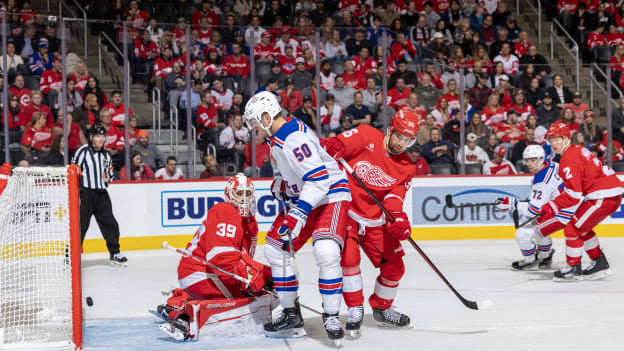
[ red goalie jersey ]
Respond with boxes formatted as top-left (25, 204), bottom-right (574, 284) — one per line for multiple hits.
top-left (337, 124), bottom-right (416, 222)
top-left (177, 202), bottom-right (262, 300)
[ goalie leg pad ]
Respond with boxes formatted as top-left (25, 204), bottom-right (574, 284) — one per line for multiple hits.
top-left (264, 243), bottom-right (298, 309)
top-left (314, 239), bottom-right (343, 315)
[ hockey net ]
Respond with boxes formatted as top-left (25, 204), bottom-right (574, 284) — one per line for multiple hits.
top-left (0, 166), bottom-right (81, 350)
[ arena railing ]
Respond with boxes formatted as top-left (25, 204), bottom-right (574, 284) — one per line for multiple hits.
top-left (550, 19), bottom-right (580, 91)
top-left (97, 33), bottom-right (127, 91)
top-left (152, 87), bottom-right (162, 143)
top-left (516, 0), bottom-right (542, 44)
top-left (58, 0), bottom-right (87, 59)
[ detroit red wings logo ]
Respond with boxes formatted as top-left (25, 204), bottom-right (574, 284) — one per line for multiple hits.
top-left (354, 161), bottom-right (397, 187)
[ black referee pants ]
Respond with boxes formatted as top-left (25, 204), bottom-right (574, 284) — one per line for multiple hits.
top-left (79, 188), bottom-right (121, 255)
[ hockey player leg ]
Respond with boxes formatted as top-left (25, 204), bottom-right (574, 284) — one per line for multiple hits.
top-left (553, 225), bottom-right (584, 282)
top-left (580, 230), bottom-right (612, 279)
top-left (535, 234), bottom-right (554, 269)
top-left (369, 258), bottom-right (410, 327)
top-left (341, 227), bottom-right (364, 339)
top-left (314, 239), bottom-right (345, 346)
top-left (263, 243), bottom-right (305, 338)
top-left (512, 227), bottom-right (538, 270)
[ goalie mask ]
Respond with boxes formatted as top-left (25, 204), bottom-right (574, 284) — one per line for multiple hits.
top-left (387, 109), bottom-right (419, 154)
top-left (224, 173), bottom-right (256, 217)
top-left (243, 91), bottom-right (282, 137)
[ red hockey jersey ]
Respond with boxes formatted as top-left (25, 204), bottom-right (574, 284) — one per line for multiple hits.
top-left (342, 71), bottom-right (366, 90)
top-left (197, 102), bottom-right (218, 134)
top-left (177, 202), bottom-right (258, 296)
top-left (21, 126), bottom-right (52, 150)
top-left (104, 103), bottom-right (135, 127)
top-left (104, 125), bottom-right (125, 151)
top-left (223, 55), bottom-right (251, 78)
top-left (39, 69), bottom-right (62, 95)
top-left (337, 124), bottom-right (416, 225)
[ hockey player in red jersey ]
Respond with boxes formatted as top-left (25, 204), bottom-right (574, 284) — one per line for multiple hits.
top-left (156, 174), bottom-right (274, 341)
top-left (542, 122), bottom-right (622, 281)
top-left (322, 109), bottom-right (418, 337)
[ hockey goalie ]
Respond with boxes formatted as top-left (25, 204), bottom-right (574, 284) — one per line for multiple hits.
top-left (155, 174), bottom-right (276, 341)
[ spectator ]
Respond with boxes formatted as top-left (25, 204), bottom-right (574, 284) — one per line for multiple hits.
top-left (535, 91), bottom-right (560, 128)
top-left (586, 23), bottom-right (607, 51)
top-left (51, 110), bottom-right (87, 155)
top-left (560, 106), bottom-right (580, 135)
top-left (210, 77), bottom-right (234, 111)
top-left (444, 104), bottom-right (470, 145)
top-left (370, 92), bottom-right (396, 129)
top-left (441, 59), bottom-right (462, 87)
top-left (320, 93), bottom-right (342, 131)
top-left (124, 0), bottom-right (149, 28)
top-left (180, 79), bottom-right (203, 120)
top-left (438, 78), bottom-right (460, 111)
top-left (407, 145), bottom-right (431, 175)
top-left (571, 131), bottom-right (587, 147)
top-left (545, 74), bottom-right (573, 108)
top-left (422, 127), bottom-right (454, 164)
top-left (495, 109), bottom-right (526, 145)
top-left (417, 113), bottom-right (438, 146)
top-left (132, 129), bottom-right (165, 171)
top-left (597, 132), bottom-right (624, 162)
top-left (483, 145), bottom-right (517, 174)
top-left (30, 133), bottom-right (64, 166)
top-left (151, 47), bottom-right (174, 96)
top-left (569, 3), bottom-right (595, 47)
top-left (387, 77), bottom-right (411, 110)
top-left (428, 32), bottom-right (449, 60)
top-left (20, 112), bottom-right (52, 155)
top-left (525, 76), bottom-right (545, 107)
top-left (469, 5), bottom-right (486, 32)
top-left (72, 93), bottom-right (99, 130)
top-left (82, 76), bottom-right (108, 108)
top-left (419, 61), bottom-right (444, 89)
top-left (14, 25), bottom-right (37, 60)
top-left (612, 96), bottom-right (624, 145)
top-left (514, 31), bottom-right (531, 57)
top-left (401, 92), bottom-right (427, 121)
top-left (519, 44), bottom-right (551, 75)
top-left (479, 14), bottom-right (496, 47)
top-left (328, 75), bottom-right (356, 111)
top-left (489, 27), bottom-right (511, 59)
top-left (99, 109), bottom-right (125, 168)
top-left (155, 156), bottom-right (184, 180)
top-left (244, 15), bottom-right (265, 47)
top-left (579, 110), bottom-right (603, 146)
top-left (492, 2), bottom-right (512, 27)
top-left (224, 42), bottom-right (250, 89)
top-left (508, 89), bottom-right (536, 122)
top-left (40, 57), bottom-right (62, 108)
top-left (351, 47), bottom-right (376, 79)
top-left (432, 96), bottom-right (452, 126)
top-left (411, 15), bottom-right (430, 46)
top-left (333, 114), bottom-right (355, 134)
top-left (120, 150), bottom-right (155, 181)
top-left (243, 131), bottom-right (271, 178)
top-left (261, 60), bottom-right (286, 91)
top-left (463, 59), bottom-right (485, 90)
top-left (199, 153), bottom-right (221, 179)
top-left (342, 60), bottom-right (367, 90)
top-left (28, 37), bottom-right (52, 75)
top-left (291, 57), bottom-right (313, 93)
top-left (506, 17), bottom-right (521, 43)
top-left (493, 42), bottom-right (519, 76)
top-left (391, 32), bottom-right (417, 62)
top-left (219, 114), bottom-right (249, 171)
top-left (22, 91), bottom-right (53, 128)
top-left (390, 59), bottom-right (418, 90)
top-left (525, 114), bottom-right (548, 144)
top-left (2, 95), bottom-right (23, 132)
top-left (413, 73), bottom-right (441, 111)
top-left (293, 95), bottom-right (317, 130)
top-left (345, 91), bottom-right (372, 126)
top-left (423, 2), bottom-right (442, 29)
top-left (458, 132), bottom-right (490, 165)
top-left (431, 19), bottom-right (454, 45)
top-left (125, 115), bottom-right (140, 147)
top-left (324, 30), bottom-right (348, 62)
top-left (563, 91), bottom-right (590, 124)
top-left (469, 72), bottom-right (492, 111)
top-left (146, 18), bottom-right (164, 44)
top-left (133, 29), bottom-right (159, 86)
top-left (379, 1), bottom-right (400, 27)
top-left (279, 78), bottom-right (303, 114)
top-left (509, 128), bottom-right (537, 164)
top-left (103, 91), bottom-right (135, 129)
top-left (0, 41), bottom-right (25, 75)
top-left (467, 110), bottom-right (491, 143)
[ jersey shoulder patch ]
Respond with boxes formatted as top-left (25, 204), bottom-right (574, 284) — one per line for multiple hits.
top-left (532, 159), bottom-right (555, 185)
top-left (272, 118), bottom-right (308, 148)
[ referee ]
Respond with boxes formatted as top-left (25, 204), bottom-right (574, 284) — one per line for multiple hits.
top-left (72, 124), bottom-right (128, 266)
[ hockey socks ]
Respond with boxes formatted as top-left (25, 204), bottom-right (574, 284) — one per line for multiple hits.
top-left (314, 240), bottom-right (343, 314)
top-left (264, 244), bottom-right (298, 308)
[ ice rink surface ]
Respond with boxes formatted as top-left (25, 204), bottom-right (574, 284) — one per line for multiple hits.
top-left (82, 238), bottom-right (624, 351)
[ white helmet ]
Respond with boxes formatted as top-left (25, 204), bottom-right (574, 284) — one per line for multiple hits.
top-left (243, 91), bottom-right (282, 136)
top-left (522, 145), bottom-right (545, 167)
top-left (224, 173), bottom-right (256, 217)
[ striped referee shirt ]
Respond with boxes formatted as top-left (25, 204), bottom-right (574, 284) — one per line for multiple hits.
top-left (72, 144), bottom-right (114, 190)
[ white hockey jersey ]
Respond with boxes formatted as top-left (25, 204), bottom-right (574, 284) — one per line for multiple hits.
top-left (270, 118), bottom-right (351, 214)
top-left (517, 158), bottom-right (564, 217)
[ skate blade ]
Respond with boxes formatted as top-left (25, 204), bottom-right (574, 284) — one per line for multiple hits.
top-left (512, 264), bottom-right (538, 271)
top-left (332, 339), bottom-right (343, 348)
top-left (374, 321), bottom-right (413, 329)
top-left (110, 261), bottom-right (128, 267)
top-left (149, 310), bottom-right (168, 321)
top-left (583, 268), bottom-right (613, 280)
top-left (264, 327), bottom-right (307, 339)
top-left (347, 329), bottom-right (361, 340)
top-left (552, 275), bottom-right (584, 282)
top-left (156, 323), bottom-right (187, 342)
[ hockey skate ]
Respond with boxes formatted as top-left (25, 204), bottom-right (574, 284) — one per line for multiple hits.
top-left (372, 307), bottom-right (410, 327)
top-left (322, 312), bottom-right (344, 348)
top-left (582, 251), bottom-right (612, 280)
top-left (150, 304), bottom-right (178, 321)
top-left (537, 249), bottom-right (555, 269)
top-left (553, 264), bottom-right (583, 282)
top-left (110, 253), bottom-right (128, 267)
top-left (264, 305), bottom-right (305, 338)
top-left (157, 318), bottom-right (191, 342)
top-left (345, 305), bottom-right (364, 339)
top-left (511, 257), bottom-right (538, 270)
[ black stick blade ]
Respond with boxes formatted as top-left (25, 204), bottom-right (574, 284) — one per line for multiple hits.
top-left (445, 194), bottom-right (455, 208)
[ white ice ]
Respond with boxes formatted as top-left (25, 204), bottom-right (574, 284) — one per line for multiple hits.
top-left (82, 238), bottom-right (624, 351)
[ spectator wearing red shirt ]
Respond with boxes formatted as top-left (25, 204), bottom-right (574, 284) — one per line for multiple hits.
top-left (20, 112), bottom-right (52, 154)
top-left (124, 0), bottom-right (149, 28)
top-left (40, 57), bottom-right (63, 107)
top-left (514, 31), bottom-right (532, 57)
top-left (224, 42), bottom-right (250, 90)
top-left (152, 47), bottom-right (174, 94)
top-left (407, 145), bottom-right (431, 175)
top-left (279, 78), bottom-right (303, 114)
top-left (387, 77), bottom-right (412, 110)
top-left (562, 91), bottom-right (590, 124)
top-left (483, 145), bottom-right (518, 175)
top-left (507, 89), bottom-right (536, 123)
top-left (2, 95), bottom-right (23, 130)
top-left (22, 91), bottom-right (53, 128)
top-left (352, 47), bottom-right (377, 77)
top-left (481, 93), bottom-right (507, 127)
top-left (560, 107), bottom-right (580, 135)
top-left (119, 150), bottom-right (155, 181)
top-left (70, 61), bottom-right (91, 93)
top-left (20, 0), bottom-right (36, 25)
top-left (134, 30), bottom-right (159, 84)
top-left (10, 75), bottom-right (31, 108)
top-left (104, 91), bottom-right (135, 128)
top-left (51, 111), bottom-right (87, 154)
top-left (197, 90), bottom-right (221, 152)
top-left (586, 23), bottom-right (607, 51)
top-left (495, 109), bottom-right (526, 144)
top-left (243, 133), bottom-right (271, 177)
top-left (254, 32), bottom-right (276, 62)
top-left (192, 0), bottom-right (219, 26)
top-left (277, 44), bottom-right (297, 76)
top-left (391, 32), bottom-right (417, 62)
top-left (125, 115), bottom-right (141, 147)
top-left (419, 61), bottom-right (444, 89)
top-left (606, 24), bottom-right (624, 46)
top-left (99, 109), bottom-right (125, 154)
top-left (342, 60), bottom-right (367, 90)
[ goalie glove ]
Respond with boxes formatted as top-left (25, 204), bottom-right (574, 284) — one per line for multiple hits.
top-left (496, 197), bottom-right (518, 212)
top-left (239, 254), bottom-right (269, 296)
top-left (321, 137), bottom-right (345, 159)
top-left (277, 207), bottom-right (308, 243)
top-left (385, 211), bottom-right (411, 241)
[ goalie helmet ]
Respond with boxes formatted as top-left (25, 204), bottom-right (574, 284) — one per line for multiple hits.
top-left (224, 173), bottom-right (256, 217)
top-left (243, 91), bottom-right (282, 136)
top-left (522, 145), bottom-right (545, 167)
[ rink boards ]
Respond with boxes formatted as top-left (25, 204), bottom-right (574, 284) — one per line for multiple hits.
top-left (82, 175), bottom-right (624, 253)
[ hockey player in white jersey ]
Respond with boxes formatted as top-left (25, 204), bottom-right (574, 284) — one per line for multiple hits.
top-left (496, 145), bottom-right (564, 269)
top-left (243, 91), bottom-right (351, 346)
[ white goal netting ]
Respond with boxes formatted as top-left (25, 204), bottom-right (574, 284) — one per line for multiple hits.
top-left (0, 167), bottom-right (78, 350)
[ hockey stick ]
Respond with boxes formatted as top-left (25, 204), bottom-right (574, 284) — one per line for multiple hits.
top-left (161, 242), bottom-right (322, 316)
top-left (279, 195), bottom-right (300, 281)
top-left (338, 158), bottom-right (491, 311)
top-left (516, 213), bottom-right (543, 229)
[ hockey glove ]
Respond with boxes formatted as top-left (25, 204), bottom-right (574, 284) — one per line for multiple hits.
top-left (496, 197), bottom-right (518, 212)
top-left (240, 254), bottom-right (268, 296)
top-left (386, 211), bottom-right (412, 241)
top-left (277, 207), bottom-right (308, 242)
top-left (270, 177), bottom-right (286, 201)
top-left (321, 137), bottom-right (345, 159)
top-left (540, 201), bottom-right (557, 221)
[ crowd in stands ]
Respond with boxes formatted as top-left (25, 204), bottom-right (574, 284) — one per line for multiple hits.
top-left (2, 0), bottom-right (623, 179)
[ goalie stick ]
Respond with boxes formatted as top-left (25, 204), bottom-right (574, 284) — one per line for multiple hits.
top-left (161, 242), bottom-right (322, 316)
top-left (338, 158), bottom-right (491, 311)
